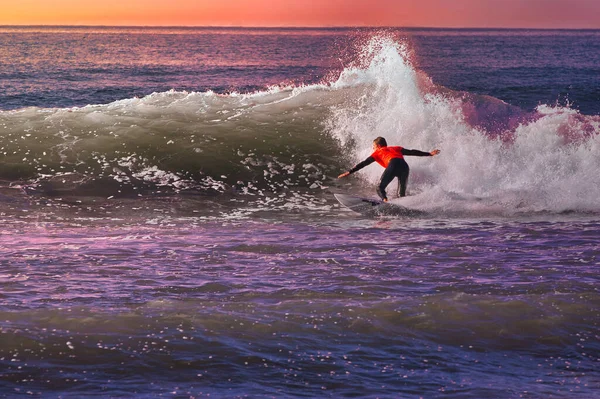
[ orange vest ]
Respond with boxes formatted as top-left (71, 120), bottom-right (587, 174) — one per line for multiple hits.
top-left (371, 146), bottom-right (404, 168)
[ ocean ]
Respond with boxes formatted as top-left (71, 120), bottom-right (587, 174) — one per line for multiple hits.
top-left (0, 26), bottom-right (599, 398)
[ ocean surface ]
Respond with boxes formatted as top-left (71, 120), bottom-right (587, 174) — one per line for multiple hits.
top-left (0, 26), bottom-right (599, 398)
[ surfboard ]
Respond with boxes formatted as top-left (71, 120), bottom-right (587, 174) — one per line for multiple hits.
top-left (334, 193), bottom-right (424, 217)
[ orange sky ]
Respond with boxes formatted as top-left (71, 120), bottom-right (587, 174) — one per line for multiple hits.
top-left (1, 0), bottom-right (599, 28)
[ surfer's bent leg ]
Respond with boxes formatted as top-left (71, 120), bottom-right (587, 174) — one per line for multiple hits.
top-left (377, 164), bottom-right (396, 201)
top-left (397, 160), bottom-right (410, 197)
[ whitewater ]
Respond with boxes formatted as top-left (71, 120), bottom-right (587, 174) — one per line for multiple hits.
top-left (0, 27), bottom-right (598, 398)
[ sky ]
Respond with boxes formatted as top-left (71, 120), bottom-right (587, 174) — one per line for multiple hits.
top-left (1, 0), bottom-right (599, 29)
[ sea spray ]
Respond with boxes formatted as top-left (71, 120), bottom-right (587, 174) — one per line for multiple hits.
top-left (327, 35), bottom-right (600, 215)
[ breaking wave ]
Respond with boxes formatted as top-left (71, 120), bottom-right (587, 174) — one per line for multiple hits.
top-left (1, 34), bottom-right (598, 217)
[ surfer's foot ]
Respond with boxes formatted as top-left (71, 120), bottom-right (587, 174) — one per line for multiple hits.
top-left (383, 198), bottom-right (388, 202)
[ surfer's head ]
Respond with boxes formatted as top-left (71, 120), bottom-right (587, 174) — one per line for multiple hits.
top-left (373, 137), bottom-right (387, 149)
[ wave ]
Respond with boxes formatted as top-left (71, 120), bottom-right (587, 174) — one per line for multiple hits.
top-left (0, 88), bottom-right (340, 197)
top-left (1, 34), bottom-right (599, 216)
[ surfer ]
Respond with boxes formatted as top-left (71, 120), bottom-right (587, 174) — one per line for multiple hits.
top-left (338, 137), bottom-right (440, 201)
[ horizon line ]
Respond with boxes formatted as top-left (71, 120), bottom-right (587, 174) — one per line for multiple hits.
top-left (1, 24), bottom-right (599, 31)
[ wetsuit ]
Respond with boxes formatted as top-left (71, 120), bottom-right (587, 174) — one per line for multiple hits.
top-left (348, 146), bottom-right (432, 200)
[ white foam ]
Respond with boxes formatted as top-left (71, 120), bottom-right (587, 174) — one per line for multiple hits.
top-left (327, 35), bottom-right (600, 215)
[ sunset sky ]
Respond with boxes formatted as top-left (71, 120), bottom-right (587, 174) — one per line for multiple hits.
top-left (1, 0), bottom-right (599, 29)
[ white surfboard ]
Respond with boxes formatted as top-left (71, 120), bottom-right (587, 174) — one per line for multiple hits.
top-left (334, 193), bottom-right (424, 217)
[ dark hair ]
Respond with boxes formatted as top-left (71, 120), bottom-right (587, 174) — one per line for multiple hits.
top-left (373, 137), bottom-right (387, 147)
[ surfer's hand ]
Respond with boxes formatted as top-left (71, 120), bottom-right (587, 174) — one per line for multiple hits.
top-left (430, 149), bottom-right (441, 156)
top-left (338, 171), bottom-right (350, 178)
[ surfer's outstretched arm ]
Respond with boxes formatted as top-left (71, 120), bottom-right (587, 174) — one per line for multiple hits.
top-left (402, 149), bottom-right (441, 156)
top-left (338, 156), bottom-right (375, 178)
